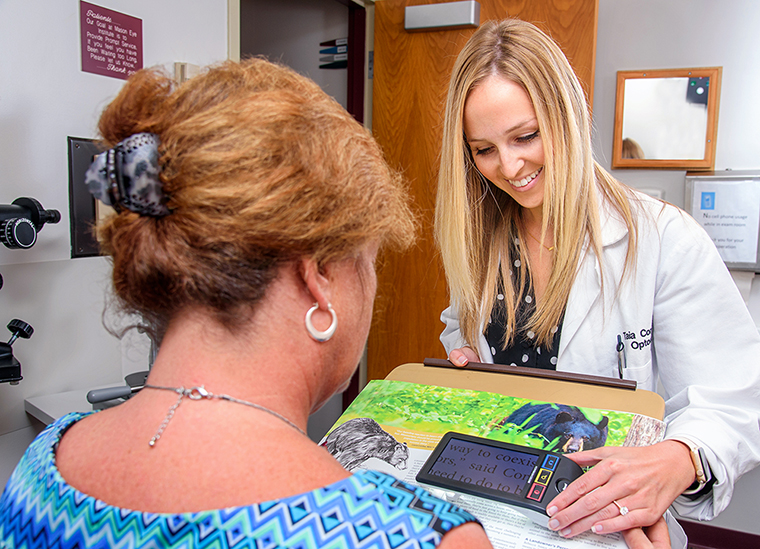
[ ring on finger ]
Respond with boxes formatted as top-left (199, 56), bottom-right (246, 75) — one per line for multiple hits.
top-left (612, 500), bottom-right (629, 516)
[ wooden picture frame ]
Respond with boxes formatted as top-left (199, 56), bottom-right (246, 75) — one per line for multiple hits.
top-left (612, 67), bottom-right (721, 170)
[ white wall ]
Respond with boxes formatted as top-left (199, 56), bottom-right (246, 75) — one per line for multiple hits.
top-left (593, 0), bottom-right (760, 206)
top-left (0, 0), bottom-right (228, 483)
top-left (593, 0), bottom-right (760, 536)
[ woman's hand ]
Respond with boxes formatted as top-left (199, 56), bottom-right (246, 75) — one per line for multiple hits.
top-left (545, 441), bottom-right (694, 537)
top-left (448, 346), bottom-right (480, 367)
top-left (622, 516), bottom-right (671, 549)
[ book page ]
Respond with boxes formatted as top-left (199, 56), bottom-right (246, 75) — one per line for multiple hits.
top-left (321, 380), bottom-right (666, 549)
top-left (360, 445), bottom-right (625, 549)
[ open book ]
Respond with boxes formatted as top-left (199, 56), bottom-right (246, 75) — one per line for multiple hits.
top-left (320, 379), bottom-right (665, 549)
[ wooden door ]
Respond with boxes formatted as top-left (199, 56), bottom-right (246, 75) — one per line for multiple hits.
top-left (368, 0), bottom-right (599, 381)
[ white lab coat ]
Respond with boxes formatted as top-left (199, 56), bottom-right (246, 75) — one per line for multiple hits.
top-left (440, 191), bottom-right (760, 524)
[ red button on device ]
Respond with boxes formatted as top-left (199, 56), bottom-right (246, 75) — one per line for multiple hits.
top-left (527, 483), bottom-right (546, 502)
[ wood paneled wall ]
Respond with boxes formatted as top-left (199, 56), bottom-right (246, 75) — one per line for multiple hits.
top-left (368, 0), bottom-right (598, 382)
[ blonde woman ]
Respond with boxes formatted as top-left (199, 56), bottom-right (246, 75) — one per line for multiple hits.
top-left (435, 19), bottom-right (760, 548)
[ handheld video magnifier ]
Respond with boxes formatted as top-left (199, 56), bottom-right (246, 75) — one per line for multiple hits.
top-left (416, 432), bottom-right (584, 527)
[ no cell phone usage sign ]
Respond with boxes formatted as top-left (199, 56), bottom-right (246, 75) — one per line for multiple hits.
top-left (80, 1), bottom-right (143, 80)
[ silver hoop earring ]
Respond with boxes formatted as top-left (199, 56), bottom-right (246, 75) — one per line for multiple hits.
top-left (305, 303), bottom-right (337, 342)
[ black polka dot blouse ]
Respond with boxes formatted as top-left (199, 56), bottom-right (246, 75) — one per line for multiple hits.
top-left (484, 240), bottom-right (563, 370)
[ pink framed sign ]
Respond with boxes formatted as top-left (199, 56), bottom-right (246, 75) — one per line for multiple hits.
top-left (80, 1), bottom-right (143, 80)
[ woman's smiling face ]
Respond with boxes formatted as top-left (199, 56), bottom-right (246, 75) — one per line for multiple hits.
top-left (464, 75), bottom-right (546, 219)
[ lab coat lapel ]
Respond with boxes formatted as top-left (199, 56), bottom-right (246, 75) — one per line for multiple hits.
top-left (557, 197), bottom-right (629, 367)
top-left (557, 246), bottom-right (601, 365)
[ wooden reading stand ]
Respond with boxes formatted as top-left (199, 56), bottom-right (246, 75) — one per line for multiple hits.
top-left (385, 358), bottom-right (665, 420)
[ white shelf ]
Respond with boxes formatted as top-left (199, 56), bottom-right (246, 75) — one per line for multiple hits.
top-left (25, 389), bottom-right (94, 425)
top-left (24, 384), bottom-right (124, 425)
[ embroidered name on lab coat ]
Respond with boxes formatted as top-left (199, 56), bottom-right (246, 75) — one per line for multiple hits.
top-left (623, 326), bottom-right (653, 350)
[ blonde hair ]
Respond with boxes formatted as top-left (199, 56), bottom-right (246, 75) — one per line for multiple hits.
top-left (435, 19), bottom-right (637, 350)
top-left (97, 58), bottom-right (415, 337)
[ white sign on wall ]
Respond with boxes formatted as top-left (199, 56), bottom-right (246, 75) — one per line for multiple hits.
top-left (691, 179), bottom-right (760, 265)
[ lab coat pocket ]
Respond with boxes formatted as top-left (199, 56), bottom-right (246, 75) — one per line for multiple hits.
top-left (623, 358), bottom-right (654, 390)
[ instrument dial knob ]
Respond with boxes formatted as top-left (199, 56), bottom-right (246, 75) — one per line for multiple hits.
top-left (0, 218), bottom-right (36, 249)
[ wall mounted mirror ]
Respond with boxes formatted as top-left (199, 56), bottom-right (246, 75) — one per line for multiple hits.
top-left (612, 67), bottom-right (721, 170)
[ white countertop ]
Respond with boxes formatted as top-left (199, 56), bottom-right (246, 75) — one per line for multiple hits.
top-left (25, 386), bottom-right (123, 425)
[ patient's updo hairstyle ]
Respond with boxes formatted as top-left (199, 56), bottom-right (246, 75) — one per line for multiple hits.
top-left (96, 58), bottom-right (415, 337)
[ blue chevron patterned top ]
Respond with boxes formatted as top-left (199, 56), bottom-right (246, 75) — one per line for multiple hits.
top-left (0, 412), bottom-right (479, 549)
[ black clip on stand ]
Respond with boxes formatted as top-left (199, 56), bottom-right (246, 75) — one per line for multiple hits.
top-left (0, 319), bottom-right (34, 384)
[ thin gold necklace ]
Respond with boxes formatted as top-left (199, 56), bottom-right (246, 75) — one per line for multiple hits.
top-left (525, 229), bottom-right (554, 251)
top-left (143, 384), bottom-right (307, 447)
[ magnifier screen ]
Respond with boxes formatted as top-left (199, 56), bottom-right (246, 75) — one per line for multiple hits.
top-left (427, 438), bottom-right (538, 496)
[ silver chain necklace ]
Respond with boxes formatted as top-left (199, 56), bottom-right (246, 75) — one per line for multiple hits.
top-left (143, 384), bottom-right (307, 447)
